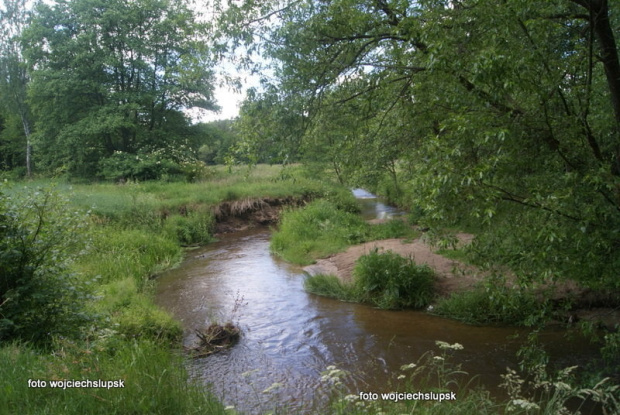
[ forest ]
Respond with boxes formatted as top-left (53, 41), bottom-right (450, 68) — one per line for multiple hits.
top-left (1, 0), bottom-right (619, 414)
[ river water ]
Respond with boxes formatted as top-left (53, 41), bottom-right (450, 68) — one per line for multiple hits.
top-left (155, 190), bottom-right (595, 414)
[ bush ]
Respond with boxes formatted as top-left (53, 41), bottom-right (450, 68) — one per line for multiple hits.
top-left (353, 249), bottom-right (435, 309)
top-left (0, 186), bottom-right (92, 345)
top-left (98, 147), bottom-right (209, 182)
top-left (433, 275), bottom-right (550, 326)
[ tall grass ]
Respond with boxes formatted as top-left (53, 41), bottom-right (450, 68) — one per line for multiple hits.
top-left (432, 275), bottom-right (551, 326)
top-left (271, 199), bottom-right (369, 264)
top-left (304, 273), bottom-right (359, 302)
top-left (77, 228), bottom-right (182, 287)
top-left (0, 340), bottom-right (226, 415)
top-left (305, 250), bottom-right (435, 310)
top-left (271, 199), bottom-right (418, 265)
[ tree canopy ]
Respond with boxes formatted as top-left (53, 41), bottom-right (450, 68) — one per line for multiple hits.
top-left (222, 0), bottom-right (620, 288)
top-left (0, 0), bottom-right (219, 178)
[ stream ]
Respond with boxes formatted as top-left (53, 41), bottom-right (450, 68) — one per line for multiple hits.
top-left (155, 190), bottom-right (596, 414)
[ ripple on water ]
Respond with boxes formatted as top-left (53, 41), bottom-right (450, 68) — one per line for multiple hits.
top-left (155, 228), bottom-right (597, 414)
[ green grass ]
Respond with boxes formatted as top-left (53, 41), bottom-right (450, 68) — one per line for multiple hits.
top-left (271, 199), bottom-right (419, 265)
top-left (12, 165), bottom-right (328, 223)
top-left (271, 199), bottom-right (369, 265)
top-left (435, 248), bottom-right (470, 263)
top-left (0, 340), bottom-right (226, 415)
top-left (305, 250), bottom-right (435, 310)
top-left (432, 275), bottom-right (551, 326)
top-left (353, 249), bottom-right (435, 309)
top-left (304, 273), bottom-right (359, 302)
top-left (0, 165), bottom-right (348, 415)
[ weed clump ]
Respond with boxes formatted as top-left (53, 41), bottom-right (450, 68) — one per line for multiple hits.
top-left (305, 250), bottom-right (435, 310)
top-left (353, 249), bottom-right (435, 309)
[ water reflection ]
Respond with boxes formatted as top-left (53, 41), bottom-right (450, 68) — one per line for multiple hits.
top-left (155, 192), bottom-right (597, 414)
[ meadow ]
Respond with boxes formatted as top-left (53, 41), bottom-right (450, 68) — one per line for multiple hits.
top-left (0, 165), bottom-right (344, 415)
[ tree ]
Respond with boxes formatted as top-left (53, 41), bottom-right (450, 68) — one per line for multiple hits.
top-left (0, 0), bottom-right (33, 177)
top-left (23, 0), bottom-right (217, 177)
top-left (194, 119), bottom-right (239, 165)
top-left (233, 86), bottom-right (307, 165)
top-left (220, 0), bottom-right (620, 287)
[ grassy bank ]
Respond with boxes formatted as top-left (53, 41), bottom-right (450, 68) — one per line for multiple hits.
top-left (274, 191), bottom-right (619, 413)
top-left (271, 199), bottom-right (418, 265)
top-left (0, 164), bottom-right (347, 415)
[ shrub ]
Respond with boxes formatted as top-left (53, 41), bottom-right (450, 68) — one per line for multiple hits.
top-left (433, 275), bottom-right (550, 326)
top-left (0, 186), bottom-right (92, 345)
top-left (353, 249), bottom-right (435, 309)
top-left (98, 147), bottom-right (209, 182)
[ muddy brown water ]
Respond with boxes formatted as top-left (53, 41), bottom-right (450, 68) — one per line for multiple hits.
top-left (155, 191), bottom-right (597, 414)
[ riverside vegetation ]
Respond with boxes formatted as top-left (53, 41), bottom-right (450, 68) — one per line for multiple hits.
top-left (1, 164), bottom-right (618, 414)
top-left (0, 165), bottom-right (354, 415)
top-left (272, 189), bottom-right (619, 414)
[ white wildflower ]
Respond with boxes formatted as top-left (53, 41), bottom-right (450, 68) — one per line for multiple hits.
top-left (400, 363), bottom-right (417, 371)
top-left (509, 399), bottom-right (540, 411)
top-left (436, 340), bottom-right (464, 350)
top-left (262, 382), bottom-right (283, 394)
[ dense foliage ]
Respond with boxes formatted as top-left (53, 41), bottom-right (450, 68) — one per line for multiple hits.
top-left (0, 187), bottom-right (90, 345)
top-left (0, 0), bottom-right (226, 179)
top-left (220, 0), bottom-right (620, 290)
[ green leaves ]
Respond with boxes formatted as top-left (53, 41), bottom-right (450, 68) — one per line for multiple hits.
top-left (353, 249), bottom-right (435, 310)
top-left (23, 0), bottom-right (217, 177)
top-left (226, 0), bottom-right (620, 289)
top-left (0, 186), bottom-right (92, 346)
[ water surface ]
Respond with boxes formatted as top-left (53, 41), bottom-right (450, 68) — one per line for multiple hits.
top-left (155, 193), bottom-right (595, 414)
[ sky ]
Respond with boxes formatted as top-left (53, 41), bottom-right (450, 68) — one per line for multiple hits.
top-left (187, 83), bottom-right (247, 123)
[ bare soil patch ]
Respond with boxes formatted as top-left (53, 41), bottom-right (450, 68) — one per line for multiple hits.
top-left (303, 233), bottom-right (619, 329)
top-left (213, 196), bottom-right (309, 234)
top-left (304, 233), bottom-right (480, 297)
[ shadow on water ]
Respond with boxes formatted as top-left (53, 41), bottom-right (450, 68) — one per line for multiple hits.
top-left (155, 191), bottom-right (598, 414)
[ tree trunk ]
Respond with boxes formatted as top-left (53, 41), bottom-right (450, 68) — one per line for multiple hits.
top-left (21, 113), bottom-right (31, 178)
top-left (571, 0), bottom-right (620, 173)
